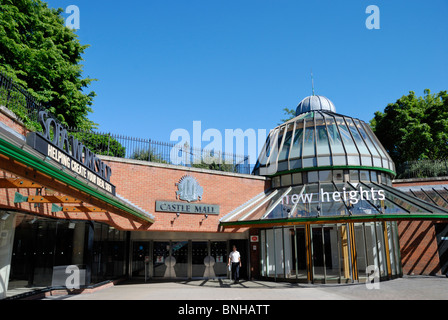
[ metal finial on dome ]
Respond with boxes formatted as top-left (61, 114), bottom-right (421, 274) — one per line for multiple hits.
top-left (311, 69), bottom-right (315, 96)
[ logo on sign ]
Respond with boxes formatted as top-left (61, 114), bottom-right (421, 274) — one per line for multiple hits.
top-left (176, 175), bottom-right (203, 202)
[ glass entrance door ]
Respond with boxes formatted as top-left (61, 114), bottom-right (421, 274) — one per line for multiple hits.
top-left (131, 242), bottom-right (149, 277)
top-left (192, 241), bottom-right (208, 278)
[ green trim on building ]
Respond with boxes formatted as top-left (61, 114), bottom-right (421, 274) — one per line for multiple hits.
top-left (0, 136), bottom-right (154, 223)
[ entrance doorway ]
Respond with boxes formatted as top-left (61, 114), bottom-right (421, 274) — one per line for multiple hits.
top-left (131, 240), bottom-right (233, 280)
top-left (435, 223), bottom-right (448, 275)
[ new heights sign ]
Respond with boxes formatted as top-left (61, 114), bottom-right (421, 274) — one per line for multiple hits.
top-left (26, 111), bottom-right (116, 195)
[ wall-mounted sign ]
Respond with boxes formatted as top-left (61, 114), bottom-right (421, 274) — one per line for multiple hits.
top-left (155, 201), bottom-right (220, 214)
top-left (26, 111), bottom-right (115, 195)
top-left (176, 175), bottom-right (203, 202)
top-left (155, 175), bottom-right (219, 214)
top-left (250, 235), bottom-right (259, 242)
top-left (282, 187), bottom-right (386, 206)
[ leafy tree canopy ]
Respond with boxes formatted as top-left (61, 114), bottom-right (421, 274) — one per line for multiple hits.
top-left (370, 89), bottom-right (448, 165)
top-left (0, 0), bottom-right (96, 130)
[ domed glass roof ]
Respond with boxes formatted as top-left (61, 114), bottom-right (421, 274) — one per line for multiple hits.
top-left (253, 101), bottom-right (395, 177)
top-left (296, 95), bottom-right (336, 116)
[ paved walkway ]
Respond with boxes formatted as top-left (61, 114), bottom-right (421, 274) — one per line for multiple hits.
top-left (43, 276), bottom-right (448, 300)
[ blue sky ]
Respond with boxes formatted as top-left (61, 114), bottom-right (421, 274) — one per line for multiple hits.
top-left (46, 0), bottom-right (448, 157)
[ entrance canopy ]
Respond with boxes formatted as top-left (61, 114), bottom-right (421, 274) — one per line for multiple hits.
top-left (0, 123), bottom-right (155, 229)
top-left (219, 181), bottom-right (448, 228)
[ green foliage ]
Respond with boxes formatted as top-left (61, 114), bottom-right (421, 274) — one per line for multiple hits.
top-left (371, 89), bottom-right (448, 165)
top-left (192, 154), bottom-right (238, 172)
top-left (70, 131), bottom-right (126, 158)
top-left (0, 86), bottom-right (42, 131)
top-left (397, 160), bottom-right (448, 179)
top-left (280, 107), bottom-right (296, 123)
top-left (130, 148), bottom-right (167, 163)
top-left (0, 0), bottom-right (96, 130)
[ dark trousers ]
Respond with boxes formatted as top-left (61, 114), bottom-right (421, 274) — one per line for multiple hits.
top-left (231, 262), bottom-right (240, 281)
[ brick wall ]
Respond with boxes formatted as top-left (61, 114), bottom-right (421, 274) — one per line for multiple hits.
top-left (103, 157), bottom-right (270, 233)
top-left (398, 220), bottom-right (442, 275)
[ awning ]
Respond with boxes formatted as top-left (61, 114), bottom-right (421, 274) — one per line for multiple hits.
top-left (0, 124), bottom-right (154, 228)
top-left (220, 180), bottom-right (448, 228)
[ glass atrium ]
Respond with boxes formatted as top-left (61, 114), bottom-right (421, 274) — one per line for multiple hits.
top-left (221, 95), bottom-right (448, 283)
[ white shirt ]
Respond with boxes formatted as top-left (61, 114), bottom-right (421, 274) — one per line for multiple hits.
top-left (229, 250), bottom-right (240, 263)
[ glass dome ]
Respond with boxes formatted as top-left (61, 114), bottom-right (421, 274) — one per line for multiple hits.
top-left (253, 102), bottom-right (395, 178)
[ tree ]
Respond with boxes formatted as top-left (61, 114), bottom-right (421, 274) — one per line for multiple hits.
top-left (0, 0), bottom-right (96, 130)
top-left (280, 107), bottom-right (296, 124)
top-left (370, 89), bottom-right (448, 165)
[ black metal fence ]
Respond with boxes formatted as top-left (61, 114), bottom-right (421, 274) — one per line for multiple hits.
top-left (0, 72), bottom-right (251, 174)
top-left (68, 128), bottom-right (251, 173)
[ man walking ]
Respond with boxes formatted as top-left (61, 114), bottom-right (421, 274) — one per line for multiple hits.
top-left (228, 245), bottom-right (241, 284)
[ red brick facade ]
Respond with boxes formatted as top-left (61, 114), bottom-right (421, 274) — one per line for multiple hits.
top-left (394, 178), bottom-right (448, 275)
top-left (102, 156), bottom-right (270, 233)
top-left (397, 220), bottom-right (442, 275)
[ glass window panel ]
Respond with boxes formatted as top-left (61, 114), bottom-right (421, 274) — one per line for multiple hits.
top-left (302, 121), bottom-right (315, 157)
top-left (361, 156), bottom-right (373, 167)
top-left (333, 155), bottom-right (346, 166)
top-left (375, 222), bottom-right (388, 277)
top-left (289, 122), bottom-right (304, 159)
top-left (354, 119), bottom-right (381, 158)
top-left (370, 171), bottom-right (378, 183)
top-left (347, 155), bottom-right (360, 165)
top-left (281, 174), bottom-right (292, 186)
top-left (294, 227), bottom-right (307, 280)
top-left (316, 117), bottom-right (331, 155)
top-left (364, 222), bottom-right (380, 279)
top-left (274, 228), bottom-right (285, 277)
top-left (311, 226), bottom-right (325, 281)
top-left (260, 230), bottom-right (266, 277)
top-left (308, 171), bottom-right (319, 183)
top-left (283, 228), bottom-right (294, 279)
top-left (325, 116), bottom-right (345, 154)
top-left (347, 118), bottom-right (370, 155)
top-left (361, 122), bottom-right (388, 158)
top-left (359, 170), bottom-right (369, 181)
top-left (272, 176), bottom-right (280, 188)
top-left (319, 170), bottom-right (332, 182)
top-left (350, 170), bottom-right (359, 182)
top-left (278, 160), bottom-right (288, 172)
top-left (318, 156), bottom-right (331, 166)
top-left (289, 159), bottom-right (301, 169)
top-left (333, 170), bottom-right (344, 181)
top-left (278, 125), bottom-right (294, 161)
top-left (303, 157), bottom-right (316, 168)
top-left (354, 223), bottom-right (368, 281)
top-left (336, 119), bottom-right (358, 154)
top-left (373, 157), bottom-right (382, 167)
top-left (292, 173), bottom-right (302, 185)
top-left (266, 229), bottom-right (276, 277)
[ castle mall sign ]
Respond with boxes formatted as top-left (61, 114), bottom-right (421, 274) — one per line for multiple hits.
top-left (155, 175), bottom-right (219, 215)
